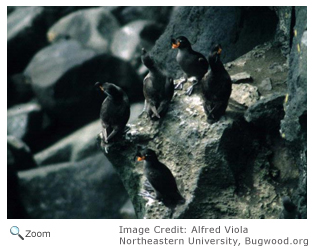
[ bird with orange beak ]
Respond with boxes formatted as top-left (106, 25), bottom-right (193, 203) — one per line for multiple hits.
top-left (95, 82), bottom-right (130, 144)
top-left (171, 36), bottom-right (208, 95)
top-left (136, 147), bottom-right (185, 209)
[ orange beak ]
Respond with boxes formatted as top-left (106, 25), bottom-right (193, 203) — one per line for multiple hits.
top-left (217, 48), bottom-right (222, 54)
top-left (172, 41), bottom-right (180, 49)
top-left (137, 156), bottom-right (146, 161)
top-left (99, 86), bottom-right (104, 92)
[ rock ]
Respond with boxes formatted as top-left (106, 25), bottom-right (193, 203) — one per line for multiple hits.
top-left (272, 7), bottom-right (293, 56)
top-left (111, 20), bottom-right (165, 70)
top-left (151, 6), bottom-right (278, 78)
top-left (8, 73), bottom-right (34, 108)
top-left (113, 6), bottom-right (173, 25)
top-left (18, 153), bottom-right (129, 219)
top-left (259, 78), bottom-right (273, 93)
top-left (281, 7), bottom-right (307, 142)
top-left (119, 199), bottom-right (136, 219)
top-left (231, 72), bottom-right (252, 84)
top-left (34, 102), bottom-right (144, 166)
top-left (47, 8), bottom-right (120, 53)
top-left (98, 80), bottom-right (286, 219)
top-left (24, 40), bottom-right (142, 128)
top-left (231, 84), bottom-right (260, 107)
top-left (7, 136), bottom-right (37, 171)
top-left (7, 7), bottom-right (47, 75)
top-left (280, 6), bottom-right (307, 219)
top-left (7, 103), bottom-right (47, 150)
top-left (245, 94), bottom-right (285, 131)
top-left (34, 120), bottom-right (101, 165)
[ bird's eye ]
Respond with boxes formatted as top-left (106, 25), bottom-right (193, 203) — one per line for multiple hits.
top-left (179, 39), bottom-right (183, 43)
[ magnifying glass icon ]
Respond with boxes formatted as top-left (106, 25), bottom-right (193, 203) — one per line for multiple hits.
top-left (10, 226), bottom-right (24, 240)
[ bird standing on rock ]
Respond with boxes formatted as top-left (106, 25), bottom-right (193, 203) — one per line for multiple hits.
top-left (140, 48), bottom-right (174, 119)
top-left (95, 82), bottom-right (130, 144)
top-left (136, 148), bottom-right (185, 209)
top-left (201, 44), bottom-right (232, 123)
top-left (171, 36), bottom-right (208, 95)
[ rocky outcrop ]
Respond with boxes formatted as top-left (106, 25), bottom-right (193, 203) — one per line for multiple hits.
top-left (151, 7), bottom-right (278, 78)
top-left (99, 38), bottom-right (306, 218)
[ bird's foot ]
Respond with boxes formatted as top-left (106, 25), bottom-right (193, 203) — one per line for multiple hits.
top-left (174, 82), bottom-right (183, 90)
top-left (144, 180), bottom-right (154, 192)
top-left (139, 191), bottom-right (156, 200)
top-left (186, 85), bottom-right (194, 96)
top-left (174, 78), bottom-right (187, 90)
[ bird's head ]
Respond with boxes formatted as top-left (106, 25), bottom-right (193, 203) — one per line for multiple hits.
top-left (208, 44), bottom-right (222, 63)
top-left (171, 36), bottom-right (191, 49)
top-left (136, 147), bottom-right (157, 161)
top-left (95, 82), bottom-right (123, 99)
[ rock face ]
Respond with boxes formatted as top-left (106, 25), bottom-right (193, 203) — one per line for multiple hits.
top-left (100, 33), bottom-right (306, 218)
top-left (18, 153), bottom-right (128, 219)
top-left (151, 6), bottom-right (278, 78)
top-left (280, 6), bottom-right (307, 219)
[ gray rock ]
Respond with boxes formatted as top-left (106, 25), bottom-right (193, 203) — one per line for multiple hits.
top-left (7, 103), bottom-right (44, 145)
top-left (280, 6), bottom-right (307, 219)
top-left (34, 120), bottom-right (101, 166)
top-left (231, 72), bottom-right (252, 83)
top-left (24, 40), bottom-right (142, 128)
top-left (48, 8), bottom-right (120, 53)
top-left (18, 153), bottom-right (129, 219)
top-left (119, 199), bottom-right (136, 219)
top-left (259, 78), bottom-right (273, 92)
top-left (8, 74), bottom-right (34, 108)
top-left (111, 20), bottom-right (165, 70)
top-left (113, 6), bottom-right (173, 25)
top-left (245, 94), bottom-right (285, 131)
top-left (231, 84), bottom-right (260, 107)
top-left (98, 82), bottom-right (286, 219)
top-left (7, 136), bottom-right (36, 171)
top-left (150, 7), bottom-right (278, 78)
top-left (7, 7), bottom-right (47, 75)
top-left (281, 7), bottom-right (307, 142)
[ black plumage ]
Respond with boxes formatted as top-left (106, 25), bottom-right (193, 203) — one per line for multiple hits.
top-left (95, 82), bottom-right (130, 143)
top-left (279, 196), bottom-right (301, 219)
top-left (171, 36), bottom-right (208, 95)
top-left (136, 148), bottom-right (185, 208)
top-left (201, 44), bottom-right (232, 123)
top-left (141, 48), bottom-right (174, 119)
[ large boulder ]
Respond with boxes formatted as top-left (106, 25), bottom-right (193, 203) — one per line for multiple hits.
top-left (18, 153), bottom-right (129, 219)
top-left (7, 7), bottom-right (47, 75)
top-left (47, 8), bottom-right (120, 53)
top-left (280, 6), bottom-right (307, 219)
top-left (112, 6), bottom-right (173, 26)
top-left (111, 20), bottom-right (166, 71)
top-left (7, 136), bottom-right (37, 171)
top-left (34, 102), bottom-right (144, 166)
top-left (151, 6), bottom-right (279, 78)
top-left (7, 102), bottom-right (48, 151)
top-left (24, 40), bottom-right (142, 128)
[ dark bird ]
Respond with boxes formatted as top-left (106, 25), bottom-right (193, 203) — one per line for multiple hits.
top-left (136, 148), bottom-right (185, 209)
top-left (171, 36), bottom-right (208, 95)
top-left (279, 196), bottom-right (302, 219)
top-left (201, 44), bottom-right (232, 123)
top-left (140, 48), bottom-right (174, 119)
top-left (95, 82), bottom-right (130, 143)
